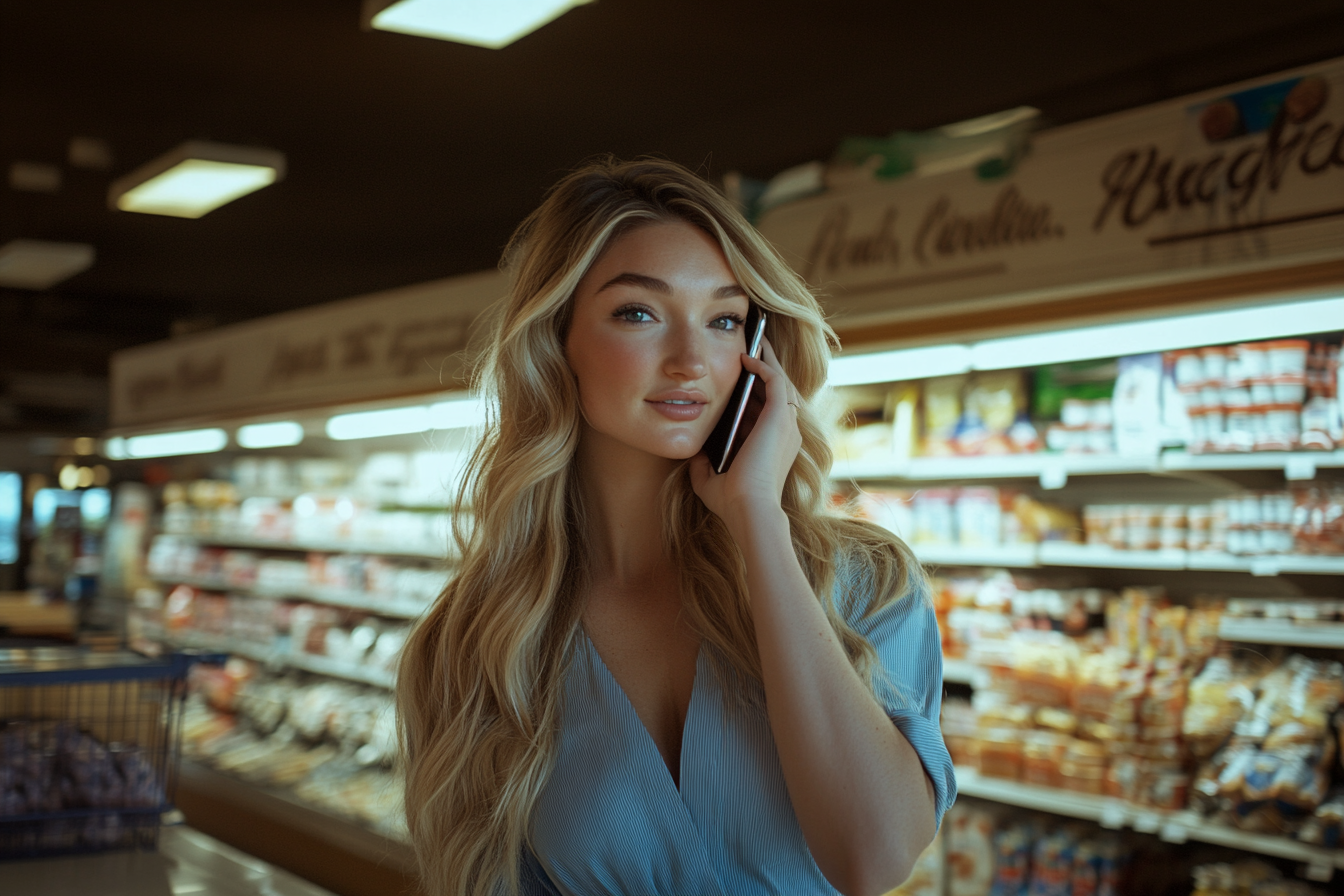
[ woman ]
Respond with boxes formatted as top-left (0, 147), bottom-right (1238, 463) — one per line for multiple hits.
top-left (397, 157), bottom-right (955, 896)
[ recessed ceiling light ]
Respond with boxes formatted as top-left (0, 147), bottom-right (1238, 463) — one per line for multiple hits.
top-left (122, 428), bottom-right (229, 458)
top-left (0, 240), bottom-right (95, 290)
top-left (365, 0), bottom-right (591, 49)
top-left (109, 140), bottom-right (285, 219)
top-left (237, 421), bottom-right (305, 449)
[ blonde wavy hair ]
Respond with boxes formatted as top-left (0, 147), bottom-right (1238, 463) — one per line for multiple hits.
top-left (397, 156), bottom-right (925, 896)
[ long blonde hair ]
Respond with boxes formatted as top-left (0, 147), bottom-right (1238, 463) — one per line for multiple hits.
top-left (397, 157), bottom-right (925, 896)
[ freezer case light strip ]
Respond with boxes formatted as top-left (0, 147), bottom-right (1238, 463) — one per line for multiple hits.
top-left (831, 295), bottom-right (1344, 387)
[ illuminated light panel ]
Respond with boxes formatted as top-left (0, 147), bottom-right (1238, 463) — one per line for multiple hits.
top-left (427, 397), bottom-right (487, 430)
top-left (828, 344), bottom-right (972, 387)
top-left (370, 0), bottom-right (591, 49)
top-left (326, 406), bottom-right (432, 441)
top-left (109, 141), bottom-right (285, 219)
top-left (237, 421), bottom-right (305, 449)
top-left (828, 296), bottom-right (1344, 386)
top-left (124, 428), bottom-right (228, 458)
top-left (969, 296), bottom-right (1344, 372)
top-left (103, 437), bottom-right (127, 460)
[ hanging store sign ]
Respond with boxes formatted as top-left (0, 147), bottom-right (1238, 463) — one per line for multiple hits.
top-left (758, 58), bottom-right (1344, 327)
top-left (110, 270), bottom-right (506, 428)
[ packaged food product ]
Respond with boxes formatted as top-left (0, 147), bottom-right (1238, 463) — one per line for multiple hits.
top-left (1112, 353), bottom-right (1163, 456)
top-left (923, 374), bottom-right (968, 456)
top-left (945, 804), bottom-right (997, 896)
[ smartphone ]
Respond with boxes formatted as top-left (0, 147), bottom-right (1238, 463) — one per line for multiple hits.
top-left (702, 305), bottom-right (768, 473)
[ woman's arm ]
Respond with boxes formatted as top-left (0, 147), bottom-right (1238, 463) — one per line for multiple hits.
top-left (691, 341), bottom-right (937, 896)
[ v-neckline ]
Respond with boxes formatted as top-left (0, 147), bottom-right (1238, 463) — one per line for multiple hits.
top-left (580, 628), bottom-right (702, 795)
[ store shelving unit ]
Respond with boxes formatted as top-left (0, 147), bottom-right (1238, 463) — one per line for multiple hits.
top-left (914, 543), bottom-right (1344, 575)
top-left (833, 450), bottom-right (1344, 485)
top-left (151, 574), bottom-right (431, 619)
top-left (1217, 618), bottom-right (1344, 648)
top-left (954, 766), bottom-right (1342, 880)
top-left (161, 531), bottom-right (452, 561)
top-left (165, 631), bottom-right (396, 690)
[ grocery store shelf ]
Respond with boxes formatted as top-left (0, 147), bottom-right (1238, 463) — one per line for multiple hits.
top-left (151, 575), bottom-right (432, 619)
top-left (166, 633), bottom-right (396, 689)
top-left (915, 544), bottom-right (1039, 568)
top-left (1161, 450), bottom-right (1344, 475)
top-left (178, 759), bottom-right (413, 873)
top-left (1037, 543), bottom-right (1188, 570)
top-left (954, 766), bottom-right (1344, 876)
top-left (832, 449), bottom-right (1344, 483)
top-left (1218, 617), bottom-right (1344, 648)
top-left (906, 543), bottom-right (1344, 576)
top-left (942, 658), bottom-right (989, 687)
top-left (162, 531), bottom-right (452, 560)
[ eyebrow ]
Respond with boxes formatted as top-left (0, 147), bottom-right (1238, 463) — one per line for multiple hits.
top-left (595, 272), bottom-right (748, 300)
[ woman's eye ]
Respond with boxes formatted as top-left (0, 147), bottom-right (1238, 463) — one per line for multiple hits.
top-left (613, 305), bottom-right (654, 323)
top-left (711, 314), bottom-right (745, 331)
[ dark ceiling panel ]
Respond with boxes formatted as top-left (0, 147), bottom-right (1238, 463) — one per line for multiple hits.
top-left (2, 0), bottom-right (1343, 431)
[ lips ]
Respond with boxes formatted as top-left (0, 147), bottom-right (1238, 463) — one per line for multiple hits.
top-left (646, 390), bottom-right (709, 421)
top-left (646, 398), bottom-right (706, 421)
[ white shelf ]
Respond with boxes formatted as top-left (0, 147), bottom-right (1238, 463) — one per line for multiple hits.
top-left (1162, 450), bottom-right (1344, 474)
top-left (1218, 617), bottom-right (1344, 648)
top-left (915, 544), bottom-right (1039, 568)
top-left (942, 658), bottom-right (989, 687)
top-left (954, 766), bottom-right (1344, 875)
top-left (906, 543), bottom-right (1344, 576)
top-left (151, 574), bottom-right (432, 619)
top-left (167, 633), bottom-right (396, 689)
top-left (833, 450), bottom-right (1344, 483)
top-left (163, 531), bottom-right (451, 561)
top-left (1037, 543), bottom-right (1188, 570)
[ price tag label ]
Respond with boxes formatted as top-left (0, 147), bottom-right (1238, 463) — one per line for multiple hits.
top-left (1250, 557), bottom-right (1281, 577)
top-left (1099, 803), bottom-right (1127, 830)
top-left (1159, 820), bottom-right (1187, 843)
top-left (1039, 461), bottom-right (1067, 491)
top-left (1284, 456), bottom-right (1317, 481)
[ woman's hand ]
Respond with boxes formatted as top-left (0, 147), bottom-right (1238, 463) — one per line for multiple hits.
top-left (690, 337), bottom-right (802, 533)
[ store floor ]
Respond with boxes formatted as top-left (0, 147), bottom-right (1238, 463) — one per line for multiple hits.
top-left (0, 825), bottom-right (336, 896)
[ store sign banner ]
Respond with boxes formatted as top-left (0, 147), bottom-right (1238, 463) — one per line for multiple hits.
top-left (758, 58), bottom-right (1344, 326)
top-left (110, 270), bottom-right (506, 428)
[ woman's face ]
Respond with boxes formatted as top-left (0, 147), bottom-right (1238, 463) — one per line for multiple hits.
top-left (565, 220), bottom-right (751, 461)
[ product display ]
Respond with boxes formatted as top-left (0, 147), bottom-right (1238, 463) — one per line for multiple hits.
top-left (831, 337), bottom-right (1344, 467)
top-left (180, 660), bottom-right (404, 839)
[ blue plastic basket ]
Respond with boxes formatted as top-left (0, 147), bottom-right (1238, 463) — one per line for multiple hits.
top-left (0, 648), bottom-right (219, 858)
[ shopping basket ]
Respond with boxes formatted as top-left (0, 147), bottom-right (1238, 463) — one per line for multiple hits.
top-left (0, 647), bottom-right (219, 858)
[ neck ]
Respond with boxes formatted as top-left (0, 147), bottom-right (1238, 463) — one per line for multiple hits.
top-left (574, 426), bottom-right (679, 587)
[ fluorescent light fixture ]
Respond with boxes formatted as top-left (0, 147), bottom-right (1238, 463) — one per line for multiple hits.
top-left (109, 140), bottom-right (285, 219)
top-left (427, 397), bottom-right (487, 429)
top-left (124, 428), bottom-right (228, 458)
top-left (367, 0), bottom-right (591, 49)
top-left (103, 437), bottom-right (127, 460)
top-left (0, 240), bottom-right (95, 289)
top-left (327, 406), bottom-right (432, 441)
top-left (970, 295), bottom-right (1344, 372)
top-left (830, 295), bottom-right (1344, 386)
top-left (829, 344), bottom-right (972, 387)
top-left (237, 421), bottom-right (305, 449)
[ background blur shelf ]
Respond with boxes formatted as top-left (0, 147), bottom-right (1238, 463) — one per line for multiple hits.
top-left (1037, 543), bottom-right (1188, 570)
top-left (166, 632), bottom-right (395, 690)
top-left (831, 450), bottom-right (1344, 483)
top-left (163, 532), bottom-right (451, 561)
top-left (954, 766), bottom-right (1344, 877)
top-left (1218, 617), bottom-right (1344, 648)
top-left (914, 544), bottom-right (1039, 568)
top-left (152, 575), bottom-right (431, 619)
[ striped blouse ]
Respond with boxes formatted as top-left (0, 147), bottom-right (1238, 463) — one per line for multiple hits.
top-left (521, 568), bottom-right (957, 896)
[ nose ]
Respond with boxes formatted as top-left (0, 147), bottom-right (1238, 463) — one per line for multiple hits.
top-left (663, 320), bottom-right (707, 381)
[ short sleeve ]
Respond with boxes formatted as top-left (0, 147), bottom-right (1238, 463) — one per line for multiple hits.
top-left (838, 569), bottom-right (958, 831)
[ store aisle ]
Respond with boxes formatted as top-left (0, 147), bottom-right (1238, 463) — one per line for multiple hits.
top-left (0, 826), bottom-right (336, 896)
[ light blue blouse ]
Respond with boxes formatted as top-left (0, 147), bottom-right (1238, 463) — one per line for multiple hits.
top-left (522, 572), bottom-right (956, 896)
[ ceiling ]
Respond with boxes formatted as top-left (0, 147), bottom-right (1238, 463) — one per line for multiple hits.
top-left (3, 0), bottom-right (1344, 435)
